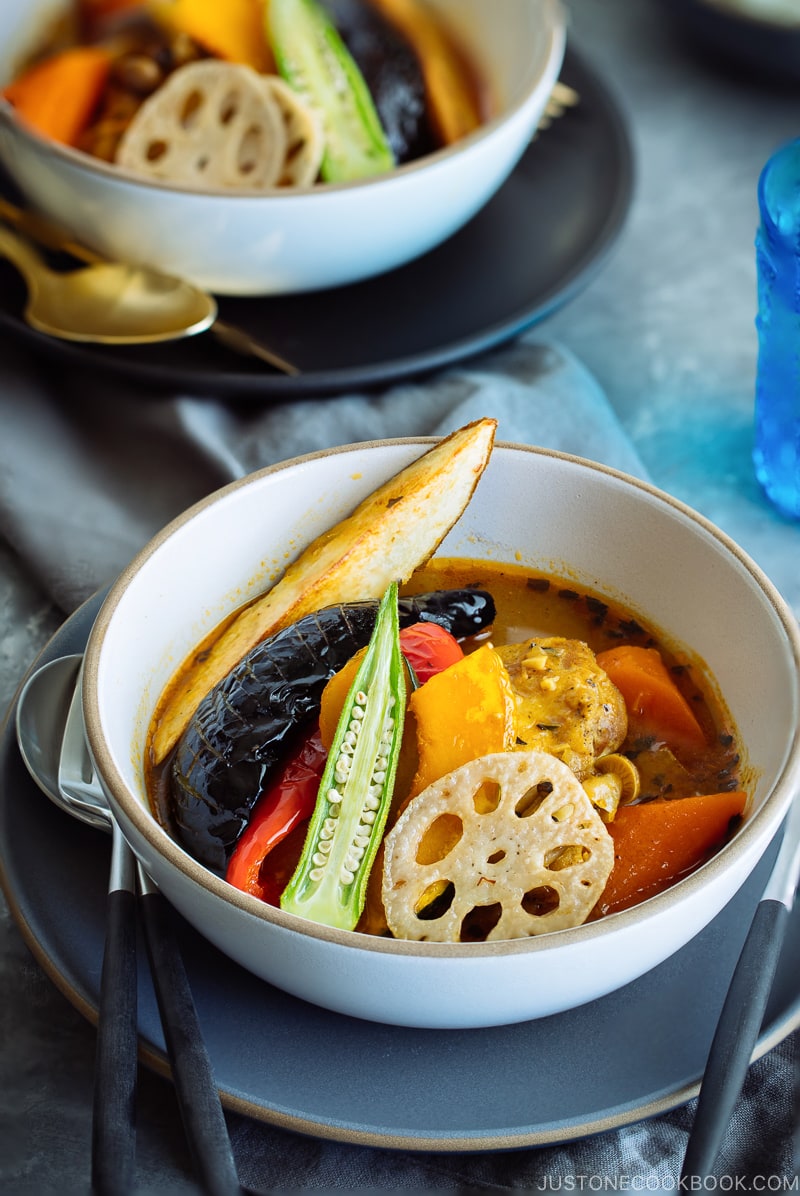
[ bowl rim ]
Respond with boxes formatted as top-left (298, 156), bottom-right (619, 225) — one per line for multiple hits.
top-left (0, 0), bottom-right (566, 202)
top-left (83, 438), bottom-right (800, 958)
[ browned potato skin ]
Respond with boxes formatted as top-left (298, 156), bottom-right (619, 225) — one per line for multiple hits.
top-left (495, 637), bottom-right (627, 780)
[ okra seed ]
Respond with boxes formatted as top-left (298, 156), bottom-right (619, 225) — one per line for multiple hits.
top-left (356, 691), bottom-right (368, 706)
top-left (319, 840), bottom-right (333, 854)
top-left (362, 810), bottom-right (376, 824)
top-left (341, 867), bottom-right (354, 884)
top-left (310, 867), bottom-right (324, 882)
top-left (372, 770), bottom-right (386, 784)
top-left (341, 742), bottom-right (354, 756)
top-left (344, 731), bottom-right (358, 747)
top-left (351, 707), bottom-right (365, 721)
top-left (312, 852), bottom-right (327, 867)
top-left (354, 834), bottom-right (370, 849)
top-left (324, 817), bottom-right (337, 834)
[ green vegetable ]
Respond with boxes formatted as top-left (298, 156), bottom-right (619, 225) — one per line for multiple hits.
top-left (267, 0), bottom-right (395, 182)
top-left (281, 582), bottom-right (406, 929)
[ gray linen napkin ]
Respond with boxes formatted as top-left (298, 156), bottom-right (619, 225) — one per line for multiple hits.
top-left (2, 328), bottom-right (796, 1191)
top-left (0, 333), bottom-right (647, 612)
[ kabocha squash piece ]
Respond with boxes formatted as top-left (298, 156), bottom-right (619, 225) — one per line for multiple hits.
top-left (406, 644), bottom-right (516, 801)
top-left (268, 0), bottom-right (395, 181)
top-left (166, 589), bottom-right (495, 871)
top-left (3, 47), bottom-right (113, 146)
top-left (593, 790), bottom-right (748, 917)
top-left (319, 620), bottom-right (465, 749)
top-left (595, 644), bottom-right (706, 752)
top-left (282, 584), bottom-right (406, 930)
top-left (152, 418), bottom-right (497, 763)
top-left (148, 0), bottom-right (274, 72)
top-left (368, 0), bottom-right (485, 145)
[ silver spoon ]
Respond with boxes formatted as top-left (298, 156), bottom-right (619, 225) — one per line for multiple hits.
top-left (15, 653), bottom-right (243, 1196)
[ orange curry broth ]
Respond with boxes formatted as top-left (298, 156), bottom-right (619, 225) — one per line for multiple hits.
top-left (145, 557), bottom-right (746, 925)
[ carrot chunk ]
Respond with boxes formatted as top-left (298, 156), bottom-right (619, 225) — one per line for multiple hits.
top-left (595, 644), bottom-right (706, 750)
top-left (3, 47), bottom-right (113, 146)
top-left (594, 790), bottom-right (747, 917)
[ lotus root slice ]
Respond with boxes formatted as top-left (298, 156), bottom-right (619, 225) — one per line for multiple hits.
top-left (382, 750), bottom-right (614, 942)
top-left (262, 76), bottom-right (324, 187)
top-left (116, 61), bottom-right (287, 189)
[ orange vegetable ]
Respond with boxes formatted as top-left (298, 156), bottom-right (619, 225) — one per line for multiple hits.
top-left (595, 644), bottom-right (706, 751)
top-left (406, 643), bottom-right (516, 799)
top-left (148, 0), bottom-right (274, 72)
top-left (319, 621), bottom-right (464, 750)
top-left (369, 0), bottom-right (485, 144)
top-left (3, 47), bottom-right (113, 146)
top-left (594, 790), bottom-right (747, 917)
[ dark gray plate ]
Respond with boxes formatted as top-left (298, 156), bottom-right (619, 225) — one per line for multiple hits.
top-left (1, 591), bottom-right (798, 1150)
top-left (0, 46), bottom-right (632, 401)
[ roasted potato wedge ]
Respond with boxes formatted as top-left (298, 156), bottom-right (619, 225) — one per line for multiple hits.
top-left (152, 418), bottom-right (496, 762)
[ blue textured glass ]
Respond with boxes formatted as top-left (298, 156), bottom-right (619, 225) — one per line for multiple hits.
top-left (753, 137), bottom-right (800, 520)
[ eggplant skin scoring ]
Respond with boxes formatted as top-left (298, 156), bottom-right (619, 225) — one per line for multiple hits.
top-left (168, 589), bottom-right (495, 872)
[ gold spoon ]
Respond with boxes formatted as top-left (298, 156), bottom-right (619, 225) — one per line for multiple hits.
top-left (0, 222), bottom-right (218, 345)
top-left (0, 199), bottom-right (299, 372)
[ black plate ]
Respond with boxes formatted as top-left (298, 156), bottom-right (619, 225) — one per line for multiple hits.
top-left (0, 46), bottom-right (632, 400)
top-left (1, 593), bottom-right (799, 1150)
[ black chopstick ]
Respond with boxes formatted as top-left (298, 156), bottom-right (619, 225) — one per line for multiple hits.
top-left (137, 866), bottom-right (244, 1196)
top-left (681, 800), bottom-right (800, 1180)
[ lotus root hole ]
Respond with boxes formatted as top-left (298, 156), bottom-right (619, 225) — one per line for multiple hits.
top-left (237, 126), bottom-right (263, 175)
top-left (460, 902), bottom-right (503, 942)
top-left (514, 780), bottom-right (554, 818)
top-left (415, 879), bottom-right (455, 920)
top-left (415, 813), bottom-right (462, 865)
top-left (472, 779), bottom-right (501, 814)
top-left (522, 885), bottom-right (560, 917)
top-left (218, 91), bottom-right (240, 124)
top-left (544, 844), bottom-right (591, 871)
top-left (145, 139), bottom-right (168, 162)
top-left (180, 89), bottom-right (204, 128)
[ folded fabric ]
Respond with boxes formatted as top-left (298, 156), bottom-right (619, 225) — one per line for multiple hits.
top-left (0, 332), bottom-right (647, 612)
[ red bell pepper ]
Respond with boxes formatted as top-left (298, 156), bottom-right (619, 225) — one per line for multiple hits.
top-left (225, 726), bottom-right (327, 902)
top-left (400, 620), bottom-right (464, 683)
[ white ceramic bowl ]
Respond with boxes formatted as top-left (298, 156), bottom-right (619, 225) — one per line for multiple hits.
top-left (82, 440), bottom-right (800, 1028)
top-left (0, 0), bottom-right (565, 295)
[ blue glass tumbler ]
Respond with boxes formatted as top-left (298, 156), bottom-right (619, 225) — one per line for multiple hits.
top-left (753, 137), bottom-right (800, 521)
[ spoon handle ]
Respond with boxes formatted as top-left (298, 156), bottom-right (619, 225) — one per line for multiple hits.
top-left (0, 222), bottom-right (43, 288)
top-left (137, 867), bottom-right (243, 1196)
top-left (92, 822), bottom-right (138, 1196)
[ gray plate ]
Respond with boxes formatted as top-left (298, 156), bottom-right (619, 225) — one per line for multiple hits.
top-left (1, 591), bottom-right (798, 1150)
